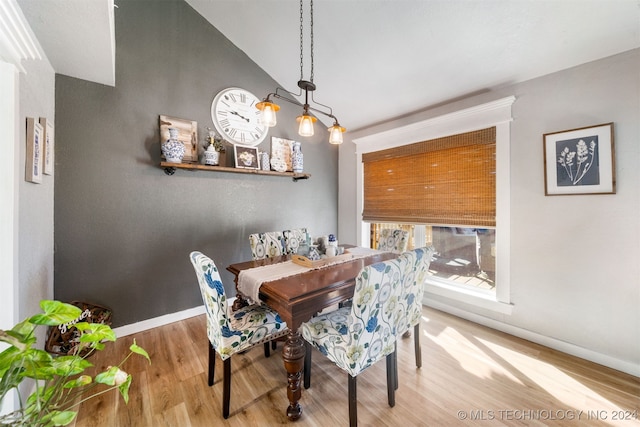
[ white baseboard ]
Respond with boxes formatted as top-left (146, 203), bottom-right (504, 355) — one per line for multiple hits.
top-left (112, 305), bottom-right (206, 338)
top-left (424, 299), bottom-right (640, 378)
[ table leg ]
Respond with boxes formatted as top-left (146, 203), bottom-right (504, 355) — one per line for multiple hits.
top-left (282, 329), bottom-right (305, 420)
top-left (231, 294), bottom-right (249, 311)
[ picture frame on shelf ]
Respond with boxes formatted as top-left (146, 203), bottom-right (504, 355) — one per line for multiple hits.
top-left (26, 117), bottom-right (44, 183)
top-left (271, 136), bottom-right (294, 171)
top-left (39, 117), bottom-right (54, 175)
top-left (234, 144), bottom-right (260, 170)
top-left (543, 122), bottom-right (615, 196)
top-left (159, 115), bottom-right (198, 163)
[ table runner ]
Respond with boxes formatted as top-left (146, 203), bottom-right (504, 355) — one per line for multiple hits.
top-left (238, 247), bottom-right (382, 304)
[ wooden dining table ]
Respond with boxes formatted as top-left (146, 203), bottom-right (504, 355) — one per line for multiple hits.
top-left (227, 249), bottom-right (397, 421)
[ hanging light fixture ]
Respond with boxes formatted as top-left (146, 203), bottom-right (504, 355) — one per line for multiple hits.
top-left (256, 0), bottom-right (346, 145)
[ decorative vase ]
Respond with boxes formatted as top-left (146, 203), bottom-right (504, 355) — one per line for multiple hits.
top-left (204, 144), bottom-right (220, 166)
top-left (292, 141), bottom-right (303, 173)
top-left (260, 151), bottom-right (270, 171)
top-left (162, 127), bottom-right (185, 163)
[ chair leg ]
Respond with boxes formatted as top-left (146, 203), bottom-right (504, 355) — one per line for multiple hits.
top-left (414, 323), bottom-right (422, 369)
top-left (208, 341), bottom-right (216, 386)
top-left (348, 374), bottom-right (357, 427)
top-left (393, 341), bottom-right (398, 390)
top-left (386, 352), bottom-right (396, 407)
top-left (264, 341), bottom-right (271, 358)
top-left (272, 340), bottom-right (277, 350)
top-left (303, 340), bottom-right (312, 389)
top-left (223, 357), bottom-right (231, 419)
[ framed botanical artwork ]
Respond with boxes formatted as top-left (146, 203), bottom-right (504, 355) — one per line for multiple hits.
top-left (543, 123), bottom-right (615, 196)
top-left (39, 117), bottom-right (54, 175)
top-left (271, 137), bottom-right (294, 171)
top-left (26, 117), bottom-right (44, 183)
top-left (234, 144), bottom-right (260, 169)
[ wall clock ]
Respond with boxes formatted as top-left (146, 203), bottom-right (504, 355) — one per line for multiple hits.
top-left (211, 87), bottom-right (269, 146)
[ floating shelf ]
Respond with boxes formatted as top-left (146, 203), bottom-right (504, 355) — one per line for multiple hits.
top-left (160, 162), bottom-right (311, 181)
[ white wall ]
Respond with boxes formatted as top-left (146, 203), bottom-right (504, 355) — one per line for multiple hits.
top-left (339, 49), bottom-right (640, 376)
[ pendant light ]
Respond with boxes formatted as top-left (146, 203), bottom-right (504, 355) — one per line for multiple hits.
top-left (256, 0), bottom-right (346, 144)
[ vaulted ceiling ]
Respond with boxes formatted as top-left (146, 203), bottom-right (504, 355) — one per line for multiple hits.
top-left (18, 0), bottom-right (640, 132)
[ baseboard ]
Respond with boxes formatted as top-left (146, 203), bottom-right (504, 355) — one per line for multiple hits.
top-left (424, 299), bottom-right (640, 378)
top-left (112, 305), bottom-right (206, 338)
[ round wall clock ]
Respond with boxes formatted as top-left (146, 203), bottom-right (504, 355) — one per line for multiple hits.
top-left (211, 87), bottom-right (269, 146)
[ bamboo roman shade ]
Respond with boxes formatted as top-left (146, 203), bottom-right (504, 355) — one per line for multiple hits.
top-left (362, 127), bottom-right (496, 227)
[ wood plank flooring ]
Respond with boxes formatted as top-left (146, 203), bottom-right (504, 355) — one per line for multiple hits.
top-left (71, 307), bottom-right (639, 426)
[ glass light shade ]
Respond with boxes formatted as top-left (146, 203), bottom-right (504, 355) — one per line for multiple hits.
top-left (297, 114), bottom-right (317, 137)
top-left (256, 101), bottom-right (280, 127)
top-left (328, 124), bottom-right (346, 144)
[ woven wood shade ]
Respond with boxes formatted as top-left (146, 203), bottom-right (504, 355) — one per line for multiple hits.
top-left (363, 127), bottom-right (496, 227)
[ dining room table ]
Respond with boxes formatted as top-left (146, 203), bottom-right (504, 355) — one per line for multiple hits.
top-left (226, 246), bottom-right (398, 421)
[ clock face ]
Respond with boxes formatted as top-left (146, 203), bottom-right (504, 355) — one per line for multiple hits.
top-left (211, 87), bottom-right (269, 146)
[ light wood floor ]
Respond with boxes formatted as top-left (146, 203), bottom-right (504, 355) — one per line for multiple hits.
top-left (71, 307), bottom-right (639, 426)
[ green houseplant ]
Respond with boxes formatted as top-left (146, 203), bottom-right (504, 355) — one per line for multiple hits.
top-left (0, 300), bottom-right (150, 426)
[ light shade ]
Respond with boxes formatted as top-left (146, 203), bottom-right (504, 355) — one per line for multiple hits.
top-left (328, 124), bottom-right (346, 144)
top-left (256, 101), bottom-right (280, 127)
top-left (297, 114), bottom-right (317, 137)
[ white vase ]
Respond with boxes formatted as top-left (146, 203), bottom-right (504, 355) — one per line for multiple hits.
top-left (204, 144), bottom-right (220, 165)
top-left (260, 151), bottom-right (270, 171)
top-left (292, 141), bottom-right (303, 173)
top-left (162, 127), bottom-right (185, 163)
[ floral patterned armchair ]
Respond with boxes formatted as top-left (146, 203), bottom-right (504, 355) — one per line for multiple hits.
top-left (300, 253), bottom-right (418, 425)
top-left (189, 251), bottom-right (288, 418)
top-left (377, 228), bottom-right (410, 253)
top-left (249, 231), bottom-right (285, 260)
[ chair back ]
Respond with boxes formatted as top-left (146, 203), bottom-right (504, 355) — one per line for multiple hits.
top-left (190, 251), bottom-right (234, 353)
top-left (249, 231), bottom-right (285, 260)
top-left (378, 229), bottom-right (409, 253)
top-left (283, 228), bottom-right (308, 254)
top-left (397, 247), bottom-right (435, 336)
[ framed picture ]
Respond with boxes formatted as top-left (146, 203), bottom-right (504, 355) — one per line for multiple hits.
top-left (159, 115), bottom-right (198, 163)
top-left (543, 123), bottom-right (615, 196)
top-left (26, 117), bottom-right (44, 183)
top-left (39, 117), bottom-right (54, 175)
top-left (234, 144), bottom-right (260, 169)
top-left (271, 137), bottom-right (294, 171)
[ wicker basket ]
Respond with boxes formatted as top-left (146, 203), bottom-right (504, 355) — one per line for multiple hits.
top-left (45, 301), bottom-right (112, 357)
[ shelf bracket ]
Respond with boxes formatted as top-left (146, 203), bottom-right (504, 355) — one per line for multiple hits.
top-left (163, 167), bottom-right (176, 176)
top-left (293, 175), bottom-right (310, 182)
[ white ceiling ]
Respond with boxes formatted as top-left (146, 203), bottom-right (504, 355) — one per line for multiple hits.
top-left (18, 0), bottom-right (640, 132)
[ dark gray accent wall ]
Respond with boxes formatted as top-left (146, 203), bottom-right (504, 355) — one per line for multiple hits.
top-left (54, 0), bottom-right (338, 327)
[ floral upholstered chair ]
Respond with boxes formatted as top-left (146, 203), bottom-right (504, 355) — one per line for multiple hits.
top-left (282, 227), bottom-right (308, 254)
top-left (377, 228), bottom-right (410, 253)
top-left (189, 251), bottom-right (288, 418)
top-left (249, 231), bottom-right (285, 260)
top-left (301, 254), bottom-right (414, 426)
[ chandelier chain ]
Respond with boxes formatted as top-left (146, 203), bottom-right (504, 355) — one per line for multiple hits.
top-left (310, 0), bottom-right (314, 82)
top-left (299, 0), bottom-right (314, 83)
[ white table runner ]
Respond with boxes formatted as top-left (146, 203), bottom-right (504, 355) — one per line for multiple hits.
top-left (237, 247), bottom-right (383, 304)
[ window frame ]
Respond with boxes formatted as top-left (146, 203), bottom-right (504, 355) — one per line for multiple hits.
top-left (353, 97), bottom-right (515, 314)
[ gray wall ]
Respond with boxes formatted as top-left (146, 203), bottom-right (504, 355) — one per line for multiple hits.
top-left (54, 0), bottom-right (338, 327)
top-left (340, 49), bottom-right (640, 374)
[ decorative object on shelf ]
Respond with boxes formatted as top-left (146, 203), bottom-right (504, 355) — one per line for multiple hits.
top-left (162, 127), bottom-right (186, 163)
top-left (204, 127), bottom-right (225, 166)
top-left (271, 158), bottom-right (287, 173)
top-left (271, 136), bottom-right (294, 171)
top-left (211, 87), bottom-right (269, 146)
top-left (543, 122), bottom-right (615, 196)
top-left (255, 0), bottom-right (346, 145)
top-left (234, 144), bottom-right (260, 169)
top-left (39, 117), bottom-right (54, 175)
top-left (25, 117), bottom-right (43, 183)
top-left (292, 141), bottom-right (303, 173)
top-left (159, 115), bottom-right (198, 162)
top-left (260, 151), bottom-right (270, 171)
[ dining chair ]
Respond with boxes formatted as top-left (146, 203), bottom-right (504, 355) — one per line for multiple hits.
top-left (282, 227), bottom-right (308, 254)
top-left (189, 251), bottom-right (288, 418)
top-left (300, 255), bottom-right (413, 426)
top-left (377, 228), bottom-right (410, 253)
top-left (249, 231), bottom-right (285, 260)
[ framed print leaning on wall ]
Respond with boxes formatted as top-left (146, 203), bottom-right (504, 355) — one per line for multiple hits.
top-left (26, 117), bottom-right (43, 183)
top-left (40, 117), bottom-right (54, 175)
top-left (543, 122), bottom-right (615, 196)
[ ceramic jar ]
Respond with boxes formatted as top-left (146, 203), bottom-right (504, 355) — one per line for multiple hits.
top-left (162, 127), bottom-right (185, 163)
top-left (204, 144), bottom-right (220, 165)
top-left (260, 151), bottom-right (270, 171)
top-left (292, 141), bottom-right (303, 173)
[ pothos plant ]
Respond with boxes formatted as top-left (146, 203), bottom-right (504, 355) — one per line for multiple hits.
top-left (0, 300), bottom-right (150, 427)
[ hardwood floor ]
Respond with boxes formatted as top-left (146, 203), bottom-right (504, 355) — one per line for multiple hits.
top-left (71, 307), bottom-right (639, 426)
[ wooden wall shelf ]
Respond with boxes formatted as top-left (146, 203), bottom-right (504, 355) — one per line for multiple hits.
top-left (160, 162), bottom-right (311, 181)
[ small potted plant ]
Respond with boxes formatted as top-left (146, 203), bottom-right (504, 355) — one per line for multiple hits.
top-left (204, 128), bottom-right (226, 166)
top-left (0, 300), bottom-right (150, 426)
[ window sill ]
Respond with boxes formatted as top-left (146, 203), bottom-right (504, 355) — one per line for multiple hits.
top-left (424, 279), bottom-right (513, 315)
